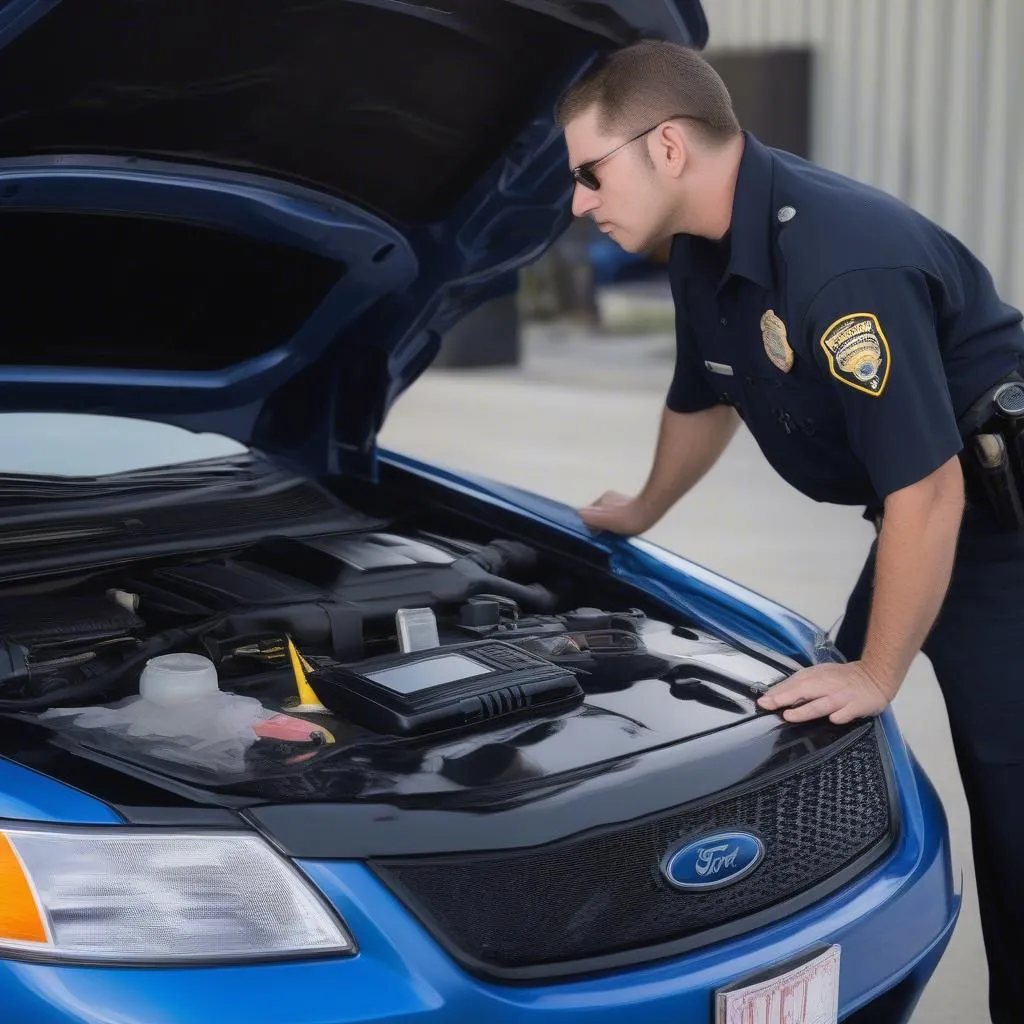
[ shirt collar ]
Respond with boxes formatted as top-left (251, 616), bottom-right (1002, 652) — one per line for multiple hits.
top-left (724, 131), bottom-right (776, 291)
top-left (671, 131), bottom-right (776, 292)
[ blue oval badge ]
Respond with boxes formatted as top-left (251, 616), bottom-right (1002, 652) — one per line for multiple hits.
top-left (661, 831), bottom-right (765, 890)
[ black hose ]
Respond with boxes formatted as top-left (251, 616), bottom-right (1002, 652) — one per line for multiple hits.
top-left (451, 540), bottom-right (557, 613)
top-left (465, 540), bottom-right (540, 576)
top-left (471, 575), bottom-right (559, 613)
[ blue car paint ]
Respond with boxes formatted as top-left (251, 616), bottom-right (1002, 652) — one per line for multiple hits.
top-left (0, 758), bottom-right (121, 826)
top-left (0, 449), bottom-right (960, 1021)
top-left (0, 0), bottom-right (62, 50)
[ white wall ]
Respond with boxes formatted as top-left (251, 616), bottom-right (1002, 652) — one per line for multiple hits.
top-left (703, 0), bottom-right (1024, 307)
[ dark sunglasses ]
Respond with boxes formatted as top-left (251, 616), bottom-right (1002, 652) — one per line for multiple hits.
top-left (570, 115), bottom-right (700, 191)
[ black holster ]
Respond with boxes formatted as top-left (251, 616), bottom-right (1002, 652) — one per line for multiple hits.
top-left (957, 373), bottom-right (1024, 531)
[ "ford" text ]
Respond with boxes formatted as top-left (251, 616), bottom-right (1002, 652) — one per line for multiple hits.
top-left (694, 843), bottom-right (739, 877)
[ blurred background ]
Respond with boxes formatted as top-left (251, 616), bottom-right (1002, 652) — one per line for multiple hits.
top-left (383, 2), bottom-right (1023, 1021)
top-left (436, 0), bottom-right (1022, 371)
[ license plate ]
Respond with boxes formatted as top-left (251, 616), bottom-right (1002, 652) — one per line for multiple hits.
top-left (715, 944), bottom-right (840, 1024)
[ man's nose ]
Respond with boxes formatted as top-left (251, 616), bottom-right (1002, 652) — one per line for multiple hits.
top-left (571, 182), bottom-right (600, 218)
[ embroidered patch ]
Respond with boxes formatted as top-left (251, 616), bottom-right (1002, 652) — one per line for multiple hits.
top-left (819, 313), bottom-right (891, 397)
top-left (760, 309), bottom-right (794, 373)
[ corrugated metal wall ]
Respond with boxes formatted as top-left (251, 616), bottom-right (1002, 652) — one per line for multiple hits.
top-left (702, 0), bottom-right (1024, 307)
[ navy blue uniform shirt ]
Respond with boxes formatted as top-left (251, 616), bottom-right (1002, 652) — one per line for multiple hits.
top-left (667, 131), bottom-right (1024, 510)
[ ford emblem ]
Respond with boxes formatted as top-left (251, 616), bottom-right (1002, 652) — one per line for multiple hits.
top-left (661, 831), bottom-right (765, 890)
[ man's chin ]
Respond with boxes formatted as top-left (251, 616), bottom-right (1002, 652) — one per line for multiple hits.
top-left (611, 233), bottom-right (644, 254)
top-left (599, 224), bottom-right (653, 254)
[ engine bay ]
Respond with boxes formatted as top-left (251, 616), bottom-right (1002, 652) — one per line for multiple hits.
top-left (0, 523), bottom-right (789, 798)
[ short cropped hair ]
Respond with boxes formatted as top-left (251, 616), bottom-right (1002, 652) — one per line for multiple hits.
top-left (554, 39), bottom-right (740, 146)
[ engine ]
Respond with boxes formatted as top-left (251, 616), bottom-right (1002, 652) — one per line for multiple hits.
top-left (0, 528), bottom-right (786, 787)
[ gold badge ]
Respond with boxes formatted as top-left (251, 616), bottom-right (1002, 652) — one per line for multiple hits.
top-left (819, 312), bottom-right (891, 397)
top-left (761, 309), bottom-right (794, 373)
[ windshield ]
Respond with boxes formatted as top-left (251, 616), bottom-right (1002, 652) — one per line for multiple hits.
top-left (0, 414), bottom-right (246, 478)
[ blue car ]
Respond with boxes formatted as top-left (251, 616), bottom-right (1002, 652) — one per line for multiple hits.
top-left (0, 1), bottom-right (958, 1022)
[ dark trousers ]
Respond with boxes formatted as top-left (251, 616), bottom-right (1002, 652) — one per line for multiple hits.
top-left (836, 506), bottom-right (1024, 1024)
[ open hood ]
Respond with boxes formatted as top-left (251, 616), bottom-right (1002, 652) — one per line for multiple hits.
top-left (0, 0), bottom-right (706, 477)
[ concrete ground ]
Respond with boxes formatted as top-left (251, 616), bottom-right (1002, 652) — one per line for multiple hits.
top-left (379, 321), bottom-right (988, 1023)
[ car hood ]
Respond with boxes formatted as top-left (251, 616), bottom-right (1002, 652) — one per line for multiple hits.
top-left (0, 0), bottom-right (706, 478)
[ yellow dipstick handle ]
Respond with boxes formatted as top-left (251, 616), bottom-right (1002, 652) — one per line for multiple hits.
top-left (287, 637), bottom-right (326, 712)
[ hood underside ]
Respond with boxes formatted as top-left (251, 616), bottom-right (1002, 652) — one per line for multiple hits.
top-left (0, 0), bottom-right (706, 477)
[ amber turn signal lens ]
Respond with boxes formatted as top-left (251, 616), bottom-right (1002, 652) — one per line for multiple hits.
top-left (0, 833), bottom-right (48, 944)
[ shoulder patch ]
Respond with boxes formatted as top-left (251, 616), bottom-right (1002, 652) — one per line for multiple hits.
top-left (819, 313), bottom-right (891, 397)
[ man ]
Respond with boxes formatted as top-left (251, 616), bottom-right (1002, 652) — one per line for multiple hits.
top-left (556, 39), bottom-right (1024, 1023)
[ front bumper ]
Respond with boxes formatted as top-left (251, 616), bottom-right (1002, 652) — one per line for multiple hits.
top-left (0, 714), bottom-right (960, 1024)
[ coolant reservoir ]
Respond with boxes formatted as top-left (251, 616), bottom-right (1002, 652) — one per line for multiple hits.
top-left (139, 653), bottom-right (219, 706)
top-left (39, 649), bottom-right (336, 777)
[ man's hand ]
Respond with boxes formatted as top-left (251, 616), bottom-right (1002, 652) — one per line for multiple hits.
top-left (759, 458), bottom-right (964, 727)
top-left (756, 661), bottom-right (896, 725)
top-left (576, 406), bottom-right (738, 538)
top-left (578, 491), bottom-right (659, 536)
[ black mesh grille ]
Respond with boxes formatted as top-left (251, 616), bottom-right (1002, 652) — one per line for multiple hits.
top-left (373, 730), bottom-right (892, 974)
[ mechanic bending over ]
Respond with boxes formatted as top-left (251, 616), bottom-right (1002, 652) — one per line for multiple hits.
top-left (556, 40), bottom-right (1024, 1024)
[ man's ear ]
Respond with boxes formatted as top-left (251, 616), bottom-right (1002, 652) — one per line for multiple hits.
top-left (652, 121), bottom-right (689, 178)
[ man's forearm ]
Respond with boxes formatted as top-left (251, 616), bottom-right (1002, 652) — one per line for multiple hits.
top-left (756, 456), bottom-right (966, 725)
top-left (638, 404), bottom-right (739, 520)
top-left (860, 457), bottom-right (966, 692)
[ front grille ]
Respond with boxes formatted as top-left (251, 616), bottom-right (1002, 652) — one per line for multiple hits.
top-left (372, 728), bottom-right (893, 977)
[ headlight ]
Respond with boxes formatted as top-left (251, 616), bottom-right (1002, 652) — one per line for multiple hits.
top-left (0, 826), bottom-right (353, 963)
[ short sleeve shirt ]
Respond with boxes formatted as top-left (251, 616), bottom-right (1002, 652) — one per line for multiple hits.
top-left (667, 132), bottom-right (1024, 510)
